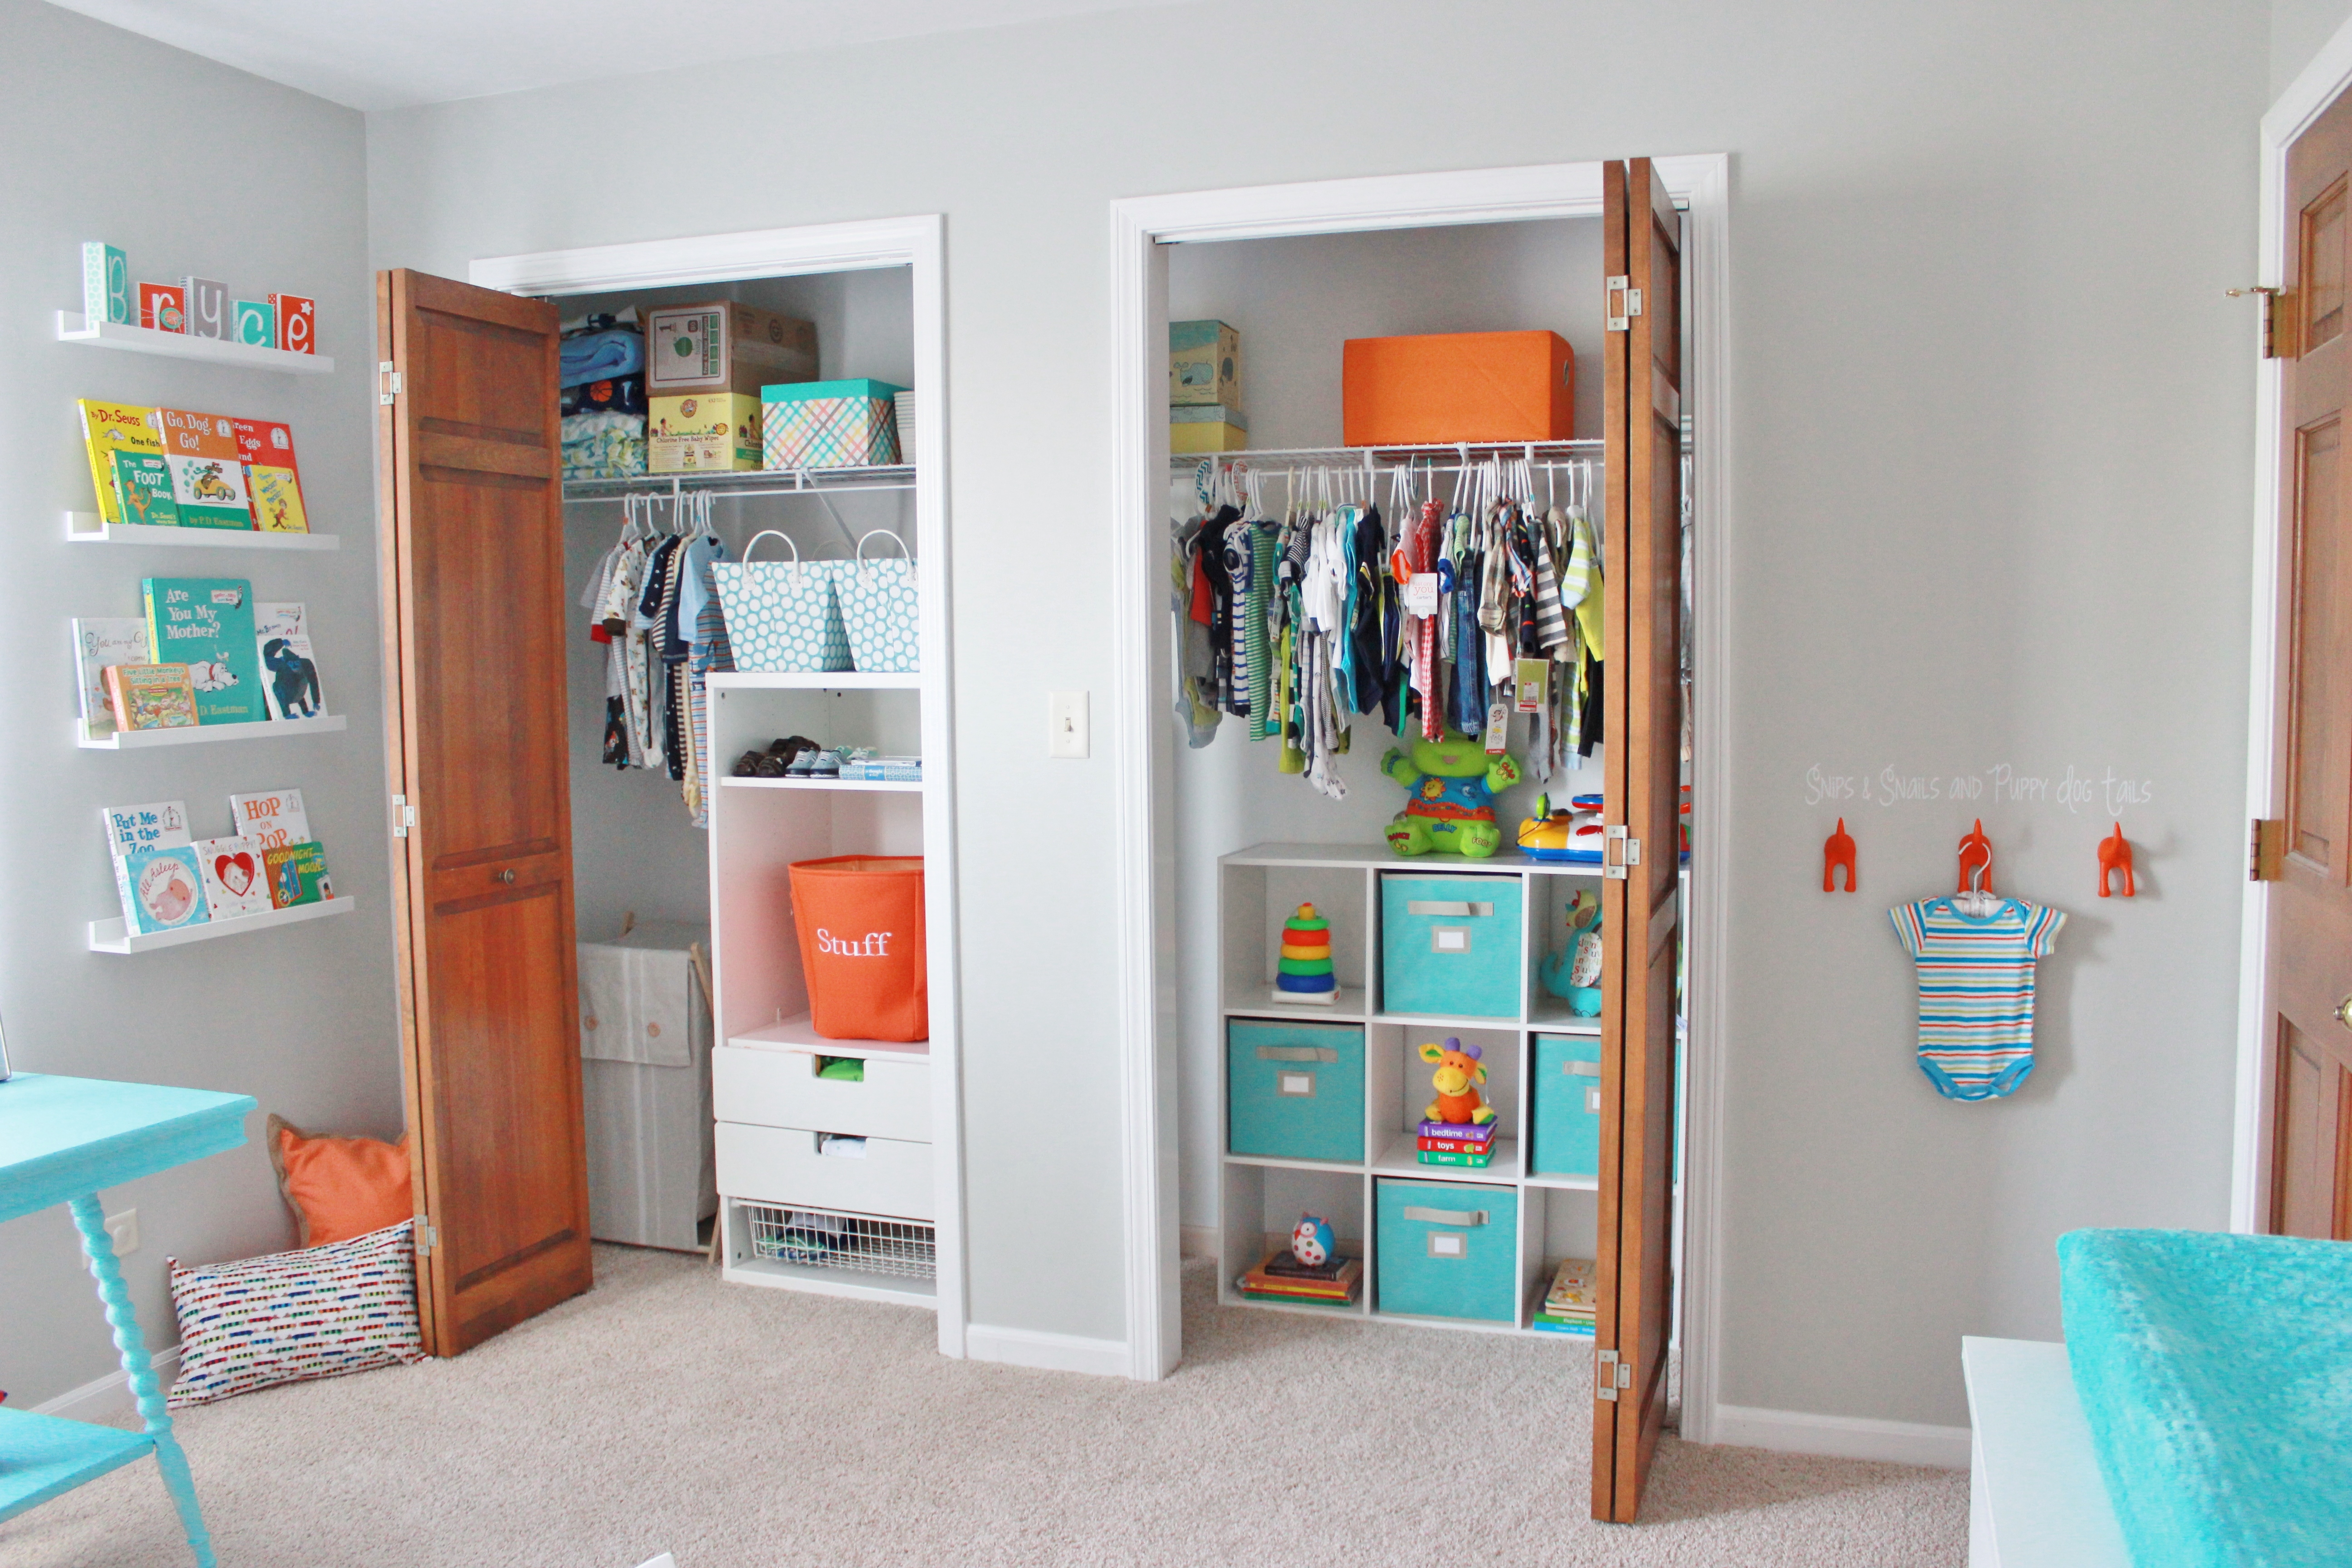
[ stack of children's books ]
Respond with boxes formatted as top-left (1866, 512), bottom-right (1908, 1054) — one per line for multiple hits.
top-left (73, 581), bottom-right (325, 740)
top-left (1236, 1249), bottom-right (1363, 1307)
top-left (1531, 1257), bottom-right (1599, 1335)
top-left (1416, 1118), bottom-right (1498, 1168)
top-left (103, 789), bottom-right (333, 936)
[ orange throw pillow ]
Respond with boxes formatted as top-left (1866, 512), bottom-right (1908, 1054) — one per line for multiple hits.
top-left (266, 1114), bottom-right (412, 1247)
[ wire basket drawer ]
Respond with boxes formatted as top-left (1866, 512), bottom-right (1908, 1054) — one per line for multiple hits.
top-left (741, 1201), bottom-right (936, 1281)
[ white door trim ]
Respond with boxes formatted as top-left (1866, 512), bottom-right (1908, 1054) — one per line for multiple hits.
top-left (1107, 157), bottom-right (1733, 1445)
top-left (2235, 27), bottom-right (2352, 1234)
top-left (466, 216), bottom-right (968, 1357)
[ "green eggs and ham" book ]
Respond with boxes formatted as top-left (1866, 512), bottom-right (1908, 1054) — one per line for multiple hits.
top-left (143, 578), bottom-right (263, 725)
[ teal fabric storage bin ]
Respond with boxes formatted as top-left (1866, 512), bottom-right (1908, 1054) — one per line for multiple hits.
top-left (1531, 1033), bottom-right (1603, 1178)
top-left (1380, 873), bottom-right (1524, 1018)
top-left (1375, 1177), bottom-right (1519, 1321)
top-left (1227, 1019), bottom-right (1364, 1163)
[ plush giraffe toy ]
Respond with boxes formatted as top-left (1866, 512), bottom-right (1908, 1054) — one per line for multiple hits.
top-left (1418, 1037), bottom-right (1496, 1126)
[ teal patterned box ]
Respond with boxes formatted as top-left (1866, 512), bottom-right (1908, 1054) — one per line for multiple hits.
top-left (761, 378), bottom-right (906, 470)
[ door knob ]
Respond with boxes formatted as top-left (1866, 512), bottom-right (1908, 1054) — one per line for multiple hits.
top-left (2335, 996), bottom-right (2352, 1030)
top-left (498, 869), bottom-right (516, 884)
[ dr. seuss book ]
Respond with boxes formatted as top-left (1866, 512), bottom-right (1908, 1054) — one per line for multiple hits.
top-left (74, 617), bottom-right (152, 738)
top-left (194, 835), bottom-right (272, 920)
top-left (103, 664), bottom-right (199, 731)
top-left (143, 578), bottom-right (262, 724)
top-left (228, 788), bottom-right (309, 850)
top-left (100, 800), bottom-right (191, 858)
top-left (265, 841), bottom-right (331, 908)
top-left (77, 400), bottom-right (162, 525)
top-left (254, 603), bottom-right (323, 720)
top-left (115, 845), bottom-right (209, 934)
top-left (152, 408), bottom-right (251, 529)
top-left (110, 451), bottom-right (180, 528)
top-left (231, 419), bottom-right (308, 533)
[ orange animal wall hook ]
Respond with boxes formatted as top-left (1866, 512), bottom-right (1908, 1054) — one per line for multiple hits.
top-left (2098, 823), bottom-right (2136, 898)
top-left (1957, 819), bottom-right (1995, 894)
top-left (1823, 818), bottom-right (1857, 892)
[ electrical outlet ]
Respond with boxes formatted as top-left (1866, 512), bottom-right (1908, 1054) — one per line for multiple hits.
top-left (1048, 691), bottom-right (1089, 759)
top-left (103, 1208), bottom-right (138, 1258)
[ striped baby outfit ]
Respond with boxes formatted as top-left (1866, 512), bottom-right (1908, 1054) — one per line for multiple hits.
top-left (1888, 897), bottom-right (2065, 1101)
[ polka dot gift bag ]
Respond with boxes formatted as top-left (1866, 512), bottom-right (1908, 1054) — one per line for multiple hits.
top-left (712, 529), bottom-right (852, 673)
top-left (836, 529), bottom-right (920, 673)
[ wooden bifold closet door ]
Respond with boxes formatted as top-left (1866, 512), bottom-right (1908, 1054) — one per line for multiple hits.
top-left (1593, 157), bottom-right (1685, 1523)
top-left (376, 269), bottom-right (591, 1355)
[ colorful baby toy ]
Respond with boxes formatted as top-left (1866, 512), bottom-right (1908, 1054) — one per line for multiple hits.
top-left (1291, 1214), bottom-right (1337, 1268)
top-left (1275, 902), bottom-right (1338, 1003)
top-left (1419, 1037), bottom-right (1497, 1126)
top-left (1381, 730), bottom-right (1522, 858)
top-left (1539, 892), bottom-right (1603, 1015)
top-left (1516, 792), bottom-right (1605, 863)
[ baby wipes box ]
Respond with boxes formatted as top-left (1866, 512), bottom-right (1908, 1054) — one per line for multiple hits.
top-left (646, 303), bottom-right (818, 397)
top-left (649, 393), bottom-right (763, 472)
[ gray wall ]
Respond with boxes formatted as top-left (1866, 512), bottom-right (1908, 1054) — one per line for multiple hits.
top-left (2274, 0), bottom-right (2352, 93)
top-left (0, 0), bottom-right (393, 1408)
top-left (367, 0), bottom-right (2271, 1428)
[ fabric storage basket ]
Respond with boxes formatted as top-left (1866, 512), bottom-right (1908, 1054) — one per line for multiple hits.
top-left (837, 529), bottom-right (920, 673)
top-left (712, 529), bottom-right (851, 672)
top-left (1375, 1177), bottom-right (1519, 1322)
top-left (1227, 1019), bottom-right (1364, 1163)
top-left (789, 855), bottom-right (928, 1042)
top-left (1379, 873), bottom-right (1524, 1019)
top-left (761, 377), bottom-right (906, 470)
top-left (578, 921), bottom-right (717, 1252)
top-left (1530, 1032), bottom-right (1602, 1179)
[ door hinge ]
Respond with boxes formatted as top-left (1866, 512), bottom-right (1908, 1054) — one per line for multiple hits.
top-left (2250, 817), bottom-right (2285, 882)
top-left (1607, 275), bottom-right (1641, 332)
top-left (415, 1220), bottom-right (438, 1257)
top-left (379, 361), bottom-right (403, 406)
top-left (1597, 1347), bottom-right (1632, 1400)
top-left (1603, 825), bottom-right (1642, 880)
top-left (2228, 287), bottom-right (2296, 359)
top-left (392, 794), bottom-right (418, 838)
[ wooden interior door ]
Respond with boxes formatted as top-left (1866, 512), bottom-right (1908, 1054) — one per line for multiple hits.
top-left (1592, 157), bottom-right (1685, 1523)
top-left (376, 269), bottom-right (591, 1353)
top-left (2267, 93), bottom-right (2352, 1240)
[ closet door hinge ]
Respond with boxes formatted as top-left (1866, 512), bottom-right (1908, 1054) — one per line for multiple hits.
top-left (1606, 276), bottom-right (1642, 333)
top-left (1597, 1348), bottom-right (1632, 1400)
top-left (414, 1220), bottom-right (438, 1257)
top-left (379, 362), bottom-right (403, 406)
top-left (2227, 287), bottom-right (2296, 359)
top-left (2250, 817), bottom-right (2285, 882)
top-left (1602, 825), bottom-right (1642, 880)
top-left (392, 794), bottom-right (418, 839)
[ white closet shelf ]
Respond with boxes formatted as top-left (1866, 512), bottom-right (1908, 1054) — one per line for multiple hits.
top-left (89, 896), bottom-right (354, 955)
top-left (1223, 986), bottom-right (1364, 1022)
top-left (77, 715), bottom-right (346, 751)
top-left (1372, 1009), bottom-right (1526, 1032)
top-left (1372, 1131), bottom-right (1521, 1183)
top-left (726, 1014), bottom-right (930, 1062)
top-left (1524, 1003), bottom-right (1603, 1033)
top-left (719, 776), bottom-right (921, 794)
top-left (1171, 439), bottom-right (1603, 468)
top-left (1522, 1170), bottom-right (1600, 1192)
top-left (563, 464), bottom-right (914, 503)
top-left (56, 312), bottom-right (335, 374)
top-left (1221, 842), bottom-right (1600, 875)
top-left (709, 671), bottom-right (919, 692)
top-left (65, 511), bottom-right (341, 551)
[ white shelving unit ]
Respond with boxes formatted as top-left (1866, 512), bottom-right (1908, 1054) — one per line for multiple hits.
top-left (89, 895), bottom-right (354, 955)
top-left (65, 511), bottom-right (340, 551)
top-left (56, 312), bottom-right (335, 374)
top-left (76, 715), bottom-right (346, 751)
top-left (1216, 842), bottom-right (1607, 1339)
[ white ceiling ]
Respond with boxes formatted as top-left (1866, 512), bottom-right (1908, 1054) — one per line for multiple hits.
top-left (46, 0), bottom-right (1204, 111)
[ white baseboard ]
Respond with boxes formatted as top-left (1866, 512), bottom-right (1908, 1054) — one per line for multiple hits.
top-left (31, 1346), bottom-right (180, 1422)
top-left (965, 1323), bottom-right (1131, 1378)
top-left (1713, 1402), bottom-right (1972, 1469)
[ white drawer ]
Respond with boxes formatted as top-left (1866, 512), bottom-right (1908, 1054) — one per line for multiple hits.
top-left (716, 1121), bottom-right (934, 1220)
top-left (713, 1046), bottom-right (931, 1142)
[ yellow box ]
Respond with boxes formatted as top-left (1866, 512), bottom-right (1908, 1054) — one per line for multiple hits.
top-left (650, 394), bottom-right (761, 471)
top-left (1171, 402), bottom-right (1249, 454)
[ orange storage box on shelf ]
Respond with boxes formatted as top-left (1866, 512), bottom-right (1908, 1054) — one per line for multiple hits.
top-left (789, 855), bottom-right (929, 1042)
top-left (1342, 329), bottom-right (1575, 446)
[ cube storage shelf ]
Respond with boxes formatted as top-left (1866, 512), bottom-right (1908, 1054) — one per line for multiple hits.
top-left (1217, 842), bottom-right (1607, 1338)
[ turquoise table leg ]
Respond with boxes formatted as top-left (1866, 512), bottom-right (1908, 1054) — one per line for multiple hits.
top-left (68, 1194), bottom-right (215, 1568)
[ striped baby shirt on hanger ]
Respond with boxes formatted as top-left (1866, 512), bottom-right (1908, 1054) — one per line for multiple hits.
top-left (1888, 897), bottom-right (2066, 1101)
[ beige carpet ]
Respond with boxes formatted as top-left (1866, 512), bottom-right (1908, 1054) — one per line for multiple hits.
top-left (5, 1247), bottom-right (1965, 1566)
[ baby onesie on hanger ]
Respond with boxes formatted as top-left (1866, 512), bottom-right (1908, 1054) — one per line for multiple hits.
top-left (1888, 897), bottom-right (2066, 1101)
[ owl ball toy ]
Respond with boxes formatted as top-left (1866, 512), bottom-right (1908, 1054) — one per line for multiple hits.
top-left (1291, 1213), bottom-right (1337, 1268)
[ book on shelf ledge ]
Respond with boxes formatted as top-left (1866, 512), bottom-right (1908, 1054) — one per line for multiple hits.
top-left (1530, 1257), bottom-right (1597, 1333)
top-left (101, 800), bottom-right (191, 858)
top-left (1416, 1117), bottom-right (1498, 1166)
top-left (144, 578), bottom-right (263, 724)
top-left (263, 840), bottom-right (332, 909)
top-left (115, 844), bottom-right (209, 934)
top-left (1238, 1250), bottom-right (1362, 1304)
top-left (104, 663), bottom-right (199, 731)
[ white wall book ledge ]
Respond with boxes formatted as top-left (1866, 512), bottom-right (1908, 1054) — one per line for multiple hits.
top-left (65, 512), bottom-right (340, 552)
top-left (76, 715), bottom-right (346, 751)
top-left (55, 312), bottom-right (335, 374)
top-left (89, 896), bottom-right (355, 955)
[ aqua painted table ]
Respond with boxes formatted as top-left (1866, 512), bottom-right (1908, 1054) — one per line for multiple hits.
top-left (0, 1072), bottom-right (255, 1565)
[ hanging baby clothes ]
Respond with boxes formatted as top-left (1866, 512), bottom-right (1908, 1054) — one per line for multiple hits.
top-left (678, 526), bottom-right (733, 828)
top-left (1170, 507), bottom-right (1222, 747)
top-left (1888, 896), bottom-right (2065, 1100)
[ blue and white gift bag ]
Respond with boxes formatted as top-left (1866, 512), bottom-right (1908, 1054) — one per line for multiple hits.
top-left (712, 530), bottom-right (852, 672)
top-left (836, 530), bottom-right (920, 673)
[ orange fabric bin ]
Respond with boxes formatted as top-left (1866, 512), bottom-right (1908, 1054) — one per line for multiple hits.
top-left (789, 855), bottom-right (928, 1042)
top-left (1342, 330), bottom-right (1575, 446)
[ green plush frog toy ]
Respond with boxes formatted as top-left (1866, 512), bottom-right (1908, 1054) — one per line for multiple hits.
top-left (1380, 729), bottom-right (1522, 858)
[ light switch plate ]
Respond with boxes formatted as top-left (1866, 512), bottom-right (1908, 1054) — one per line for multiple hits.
top-left (1048, 691), bottom-right (1089, 758)
top-left (103, 1208), bottom-right (138, 1258)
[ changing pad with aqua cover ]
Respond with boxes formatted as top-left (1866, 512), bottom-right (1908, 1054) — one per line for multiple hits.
top-left (2058, 1228), bottom-right (2352, 1566)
